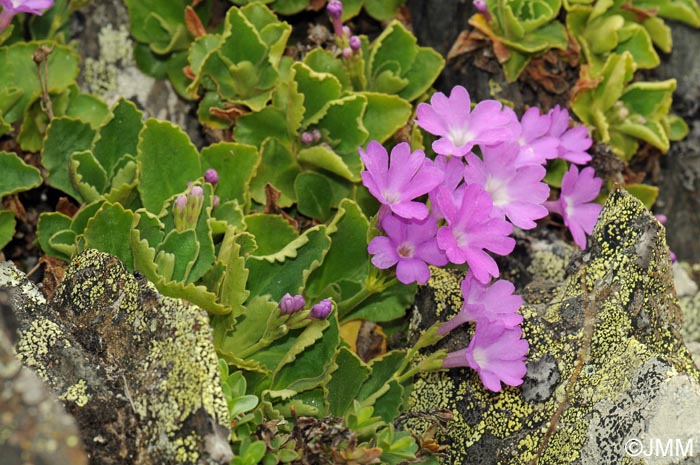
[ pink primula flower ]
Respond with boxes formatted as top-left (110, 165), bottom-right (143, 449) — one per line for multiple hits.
top-left (360, 141), bottom-right (444, 220)
top-left (429, 154), bottom-right (466, 220)
top-left (415, 85), bottom-right (512, 157)
top-left (435, 183), bottom-right (515, 283)
top-left (443, 319), bottom-right (529, 392)
top-left (463, 143), bottom-right (549, 230)
top-left (0, 0), bottom-right (53, 31)
top-left (438, 271), bottom-right (523, 335)
top-left (545, 165), bottom-right (603, 249)
top-left (368, 213), bottom-right (448, 285)
top-left (502, 106), bottom-right (559, 167)
top-left (548, 105), bottom-right (592, 165)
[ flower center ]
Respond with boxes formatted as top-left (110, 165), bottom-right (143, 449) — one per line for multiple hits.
top-left (448, 126), bottom-right (473, 148)
top-left (472, 347), bottom-right (488, 368)
top-left (396, 242), bottom-right (415, 259)
top-left (453, 229), bottom-right (469, 248)
top-left (563, 196), bottom-right (575, 220)
top-left (383, 190), bottom-right (400, 204)
top-left (484, 176), bottom-right (510, 207)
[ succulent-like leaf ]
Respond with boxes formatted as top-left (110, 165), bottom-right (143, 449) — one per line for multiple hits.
top-left (325, 346), bottom-right (371, 416)
top-left (202, 142), bottom-right (259, 210)
top-left (92, 98), bottom-right (144, 178)
top-left (249, 137), bottom-right (301, 207)
top-left (0, 41), bottom-right (79, 123)
top-left (0, 151), bottom-right (42, 197)
top-left (244, 213), bottom-right (298, 256)
top-left (42, 117), bottom-right (97, 201)
top-left (137, 119), bottom-right (202, 213)
top-left (272, 311), bottom-right (339, 393)
top-left (81, 202), bottom-right (136, 269)
top-left (0, 210), bottom-right (16, 250)
top-left (246, 225), bottom-right (331, 300)
top-left (294, 172), bottom-right (334, 222)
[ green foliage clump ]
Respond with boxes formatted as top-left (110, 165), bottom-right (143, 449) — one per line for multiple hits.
top-left (0, 1), bottom-right (447, 463)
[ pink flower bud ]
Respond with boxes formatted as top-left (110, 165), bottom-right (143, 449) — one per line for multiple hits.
top-left (300, 131), bottom-right (314, 145)
top-left (204, 168), bottom-right (219, 185)
top-left (310, 298), bottom-right (332, 319)
top-left (349, 35), bottom-right (361, 51)
top-left (279, 293), bottom-right (306, 314)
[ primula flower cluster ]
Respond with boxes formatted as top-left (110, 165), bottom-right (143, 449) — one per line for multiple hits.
top-left (360, 85), bottom-right (604, 391)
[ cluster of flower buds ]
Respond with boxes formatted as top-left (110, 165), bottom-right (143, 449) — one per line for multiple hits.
top-left (278, 293), bottom-right (333, 319)
top-left (174, 169), bottom-right (222, 230)
top-left (360, 84), bottom-right (604, 391)
top-left (326, 0), bottom-right (361, 58)
top-left (300, 128), bottom-right (322, 145)
top-left (174, 185), bottom-right (204, 232)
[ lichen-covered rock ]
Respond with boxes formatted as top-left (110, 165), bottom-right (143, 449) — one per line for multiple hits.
top-left (0, 288), bottom-right (88, 465)
top-left (408, 189), bottom-right (700, 464)
top-left (0, 249), bottom-right (232, 465)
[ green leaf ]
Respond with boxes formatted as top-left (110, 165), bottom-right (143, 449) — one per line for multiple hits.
top-left (131, 221), bottom-right (227, 314)
top-left (306, 199), bottom-right (369, 298)
top-left (245, 213), bottom-right (298, 256)
top-left (249, 137), bottom-right (300, 207)
top-left (341, 282), bottom-right (416, 323)
top-left (625, 183), bottom-right (658, 209)
top-left (70, 150), bottom-right (108, 202)
top-left (93, 98), bottom-right (144, 177)
top-left (137, 119), bottom-right (201, 213)
top-left (272, 310), bottom-right (340, 392)
top-left (666, 114), bottom-right (689, 142)
top-left (292, 62), bottom-right (342, 127)
top-left (64, 89), bottom-right (111, 128)
top-left (369, 21), bottom-right (418, 80)
top-left (70, 200), bottom-right (106, 235)
top-left (157, 228), bottom-right (199, 282)
top-left (317, 95), bottom-right (368, 168)
top-left (218, 295), bottom-right (278, 360)
top-left (294, 172), bottom-right (334, 222)
top-left (543, 158), bottom-right (569, 188)
top-left (364, 0), bottom-right (403, 20)
top-left (357, 350), bottom-right (405, 403)
top-left (0, 211), bottom-right (16, 250)
top-left (399, 48), bottom-right (445, 101)
top-left (642, 16), bottom-right (672, 53)
top-left (269, 0), bottom-right (307, 15)
top-left (235, 106), bottom-right (289, 147)
top-left (216, 227), bottom-right (250, 312)
top-left (81, 202), bottom-right (136, 269)
top-left (133, 43), bottom-right (168, 79)
top-left (201, 142), bottom-right (259, 209)
top-left (621, 80), bottom-right (675, 118)
top-left (326, 346), bottom-right (371, 417)
top-left (303, 49), bottom-right (351, 90)
top-left (0, 151), bottom-right (42, 196)
top-left (360, 92), bottom-right (411, 143)
top-left (372, 380), bottom-right (404, 423)
top-left (37, 212), bottom-right (73, 260)
top-left (0, 42), bottom-right (79, 123)
top-left (297, 145), bottom-right (357, 182)
top-left (42, 117), bottom-right (97, 201)
top-left (246, 226), bottom-right (331, 301)
top-left (212, 199), bottom-right (245, 231)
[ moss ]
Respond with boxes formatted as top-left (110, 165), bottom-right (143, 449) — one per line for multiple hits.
top-left (408, 190), bottom-right (700, 464)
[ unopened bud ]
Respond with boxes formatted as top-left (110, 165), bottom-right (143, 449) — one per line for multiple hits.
top-left (349, 35), bottom-right (361, 51)
top-left (279, 293), bottom-right (306, 314)
top-left (310, 298), bottom-right (332, 319)
top-left (300, 131), bottom-right (314, 145)
top-left (204, 168), bottom-right (219, 185)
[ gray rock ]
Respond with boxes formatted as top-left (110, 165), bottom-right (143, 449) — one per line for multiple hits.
top-left (407, 189), bottom-right (700, 464)
top-left (0, 249), bottom-right (232, 465)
